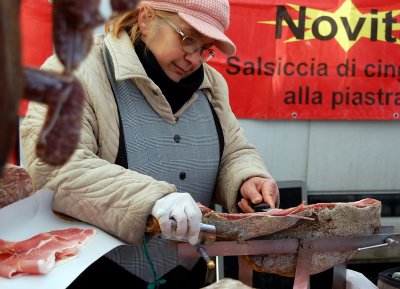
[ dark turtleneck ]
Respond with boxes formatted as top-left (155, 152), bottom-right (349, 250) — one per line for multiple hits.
top-left (134, 39), bottom-right (204, 113)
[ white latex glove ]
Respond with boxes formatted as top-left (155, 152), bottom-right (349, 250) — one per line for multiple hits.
top-left (151, 192), bottom-right (201, 245)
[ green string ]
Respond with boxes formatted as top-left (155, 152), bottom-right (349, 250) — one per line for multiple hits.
top-left (143, 233), bottom-right (167, 289)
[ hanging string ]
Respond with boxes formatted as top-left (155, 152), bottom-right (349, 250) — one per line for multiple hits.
top-left (143, 233), bottom-right (166, 289)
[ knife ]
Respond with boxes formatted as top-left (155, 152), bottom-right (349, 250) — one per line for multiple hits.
top-left (145, 216), bottom-right (217, 245)
top-left (145, 216), bottom-right (217, 269)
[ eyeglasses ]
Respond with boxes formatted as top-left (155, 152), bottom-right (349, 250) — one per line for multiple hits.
top-left (158, 16), bottom-right (215, 63)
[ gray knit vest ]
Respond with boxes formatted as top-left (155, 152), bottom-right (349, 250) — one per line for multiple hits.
top-left (102, 45), bottom-right (220, 282)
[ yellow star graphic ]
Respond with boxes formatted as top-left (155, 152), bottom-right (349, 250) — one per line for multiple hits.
top-left (259, 0), bottom-right (400, 52)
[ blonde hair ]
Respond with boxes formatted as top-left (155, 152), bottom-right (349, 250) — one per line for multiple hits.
top-left (105, 5), bottom-right (178, 45)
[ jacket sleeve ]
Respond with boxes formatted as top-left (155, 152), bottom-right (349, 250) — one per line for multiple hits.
top-left (204, 66), bottom-right (272, 213)
top-left (20, 53), bottom-right (176, 245)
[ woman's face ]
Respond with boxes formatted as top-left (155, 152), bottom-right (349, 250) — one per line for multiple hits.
top-left (140, 11), bottom-right (214, 82)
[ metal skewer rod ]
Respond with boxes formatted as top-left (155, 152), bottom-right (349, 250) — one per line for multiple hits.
top-left (358, 237), bottom-right (399, 251)
top-left (197, 245), bottom-right (215, 269)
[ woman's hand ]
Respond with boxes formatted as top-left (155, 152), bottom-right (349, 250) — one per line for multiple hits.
top-left (238, 177), bottom-right (280, 213)
top-left (151, 192), bottom-right (201, 245)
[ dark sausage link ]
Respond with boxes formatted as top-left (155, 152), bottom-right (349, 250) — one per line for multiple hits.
top-left (111, 0), bottom-right (141, 13)
top-left (53, 0), bottom-right (104, 73)
top-left (54, 0), bottom-right (104, 30)
top-left (0, 0), bottom-right (22, 175)
top-left (23, 68), bottom-right (84, 166)
top-left (24, 67), bottom-right (73, 105)
top-left (36, 77), bottom-right (84, 166)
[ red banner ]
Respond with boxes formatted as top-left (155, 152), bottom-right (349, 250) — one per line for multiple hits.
top-left (20, 0), bottom-right (53, 116)
top-left (210, 0), bottom-right (400, 120)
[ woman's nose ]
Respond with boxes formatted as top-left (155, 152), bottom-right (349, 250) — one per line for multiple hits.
top-left (183, 50), bottom-right (202, 65)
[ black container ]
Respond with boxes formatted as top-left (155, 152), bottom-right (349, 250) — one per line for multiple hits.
top-left (378, 267), bottom-right (400, 289)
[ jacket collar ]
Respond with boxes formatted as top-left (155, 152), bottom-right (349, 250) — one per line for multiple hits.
top-left (104, 31), bottom-right (147, 81)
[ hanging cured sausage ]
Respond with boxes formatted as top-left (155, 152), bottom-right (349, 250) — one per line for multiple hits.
top-left (0, 0), bottom-right (142, 175)
top-left (0, 0), bottom-right (23, 176)
top-left (52, 0), bottom-right (105, 73)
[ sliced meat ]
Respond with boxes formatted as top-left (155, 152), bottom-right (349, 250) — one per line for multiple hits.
top-left (0, 228), bottom-right (95, 278)
top-left (199, 203), bottom-right (315, 241)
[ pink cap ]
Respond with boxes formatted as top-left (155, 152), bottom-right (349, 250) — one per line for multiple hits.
top-left (141, 0), bottom-right (236, 56)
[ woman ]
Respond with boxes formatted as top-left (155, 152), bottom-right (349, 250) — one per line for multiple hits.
top-left (21, 0), bottom-right (279, 288)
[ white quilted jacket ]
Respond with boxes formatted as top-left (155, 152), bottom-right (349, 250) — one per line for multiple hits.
top-left (21, 32), bottom-right (271, 245)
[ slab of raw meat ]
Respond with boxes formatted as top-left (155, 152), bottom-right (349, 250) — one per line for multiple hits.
top-left (201, 199), bottom-right (381, 276)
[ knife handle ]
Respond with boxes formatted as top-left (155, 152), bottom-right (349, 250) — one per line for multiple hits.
top-left (145, 215), bottom-right (216, 245)
top-left (251, 203), bottom-right (271, 212)
top-left (145, 215), bottom-right (162, 234)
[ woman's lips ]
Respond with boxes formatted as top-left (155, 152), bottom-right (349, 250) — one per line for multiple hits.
top-left (173, 62), bottom-right (188, 75)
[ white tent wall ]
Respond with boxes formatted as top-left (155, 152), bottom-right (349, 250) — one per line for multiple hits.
top-left (239, 119), bottom-right (400, 195)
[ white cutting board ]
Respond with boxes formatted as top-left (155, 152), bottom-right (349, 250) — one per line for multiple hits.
top-left (0, 189), bottom-right (124, 289)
